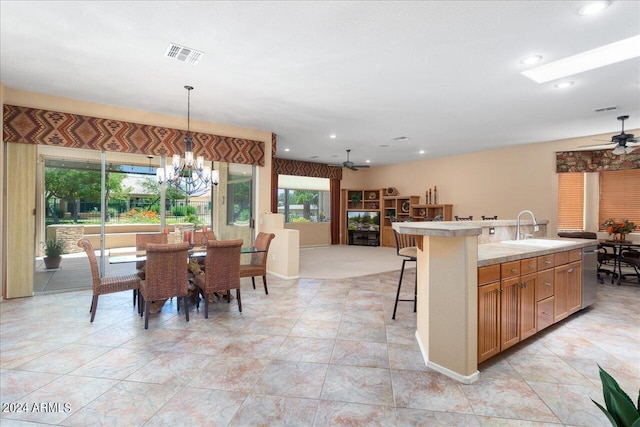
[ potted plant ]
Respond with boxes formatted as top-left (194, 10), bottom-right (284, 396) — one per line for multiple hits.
top-left (43, 236), bottom-right (65, 269)
top-left (592, 365), bottom-right (640, 427)
top-left (350, 192), bottom-right (361, 208)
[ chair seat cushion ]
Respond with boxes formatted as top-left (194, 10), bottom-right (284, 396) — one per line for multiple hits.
top-left (239, 264), bottom-right (264, 278)
top-left (399, 247), bottom-right (417, 258)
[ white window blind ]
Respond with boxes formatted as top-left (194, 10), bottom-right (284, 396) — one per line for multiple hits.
top-left (598, 169), bottom-right (640, 229)
top-left (557, 173), bottom-right (584, 230)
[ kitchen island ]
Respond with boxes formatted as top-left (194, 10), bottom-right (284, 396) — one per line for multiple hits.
top-left (393, 221), bottom-right (596, 384)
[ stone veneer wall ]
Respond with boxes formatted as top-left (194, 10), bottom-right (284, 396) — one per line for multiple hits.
top-left (46, 225), bottom-right (84, 254)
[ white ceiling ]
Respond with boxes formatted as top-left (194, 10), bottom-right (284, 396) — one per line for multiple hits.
top-left (1, 1), bottom-right (639, 166)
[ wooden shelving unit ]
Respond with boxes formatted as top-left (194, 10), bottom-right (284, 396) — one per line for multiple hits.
top-left (381, 195), bottom-right (419, 247)
top-left (341, 189), bottom-right (382, 245)
top-left (410, 204), bottom-right (453, 221)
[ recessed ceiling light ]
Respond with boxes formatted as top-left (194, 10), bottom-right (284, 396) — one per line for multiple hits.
top-left (284, 148), bottom-right (290, 152)
top-left (365, 160), bottom-right (371, 163)
top-left (329, 134), bottom-right (337, 139)
top-left (522, 35), bottom-right (640, 84)
top-left (419, 150), bottom-right (425, 154)
top-left (521, 55), bottom-right (543, 66)
top-left (578, 1), bottom-right (610, 16)
top-left (554, 81), bottom-right (574, 89)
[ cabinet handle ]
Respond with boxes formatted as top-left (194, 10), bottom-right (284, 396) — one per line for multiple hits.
top-left (510, 268), bottom-right (518, 273)
top-left (544, 282), bottom-right (552, 287)
top-left (520, 282), bottom-right (527, 288)
top-left (498, 288), bottom-right (503, 294)
top-left (545, 260), bottom-right (552, 264)
top-left (568, 268), bottom-right (574, 273)
top-left (528, 265), bottom-right (535, 270)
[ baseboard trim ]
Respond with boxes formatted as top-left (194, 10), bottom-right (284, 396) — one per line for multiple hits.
top-left (266, 270), bottom-right (300, 280)
top-left (415, 330), bottom-right (479, 384)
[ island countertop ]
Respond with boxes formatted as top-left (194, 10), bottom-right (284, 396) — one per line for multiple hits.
top-left (477, 238), bottom-right (597, 267)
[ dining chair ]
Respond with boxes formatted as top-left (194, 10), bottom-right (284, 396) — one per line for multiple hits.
top-left (193, 230), bottom-right (216, 246)
top-left (193, 230), bottom-right (216, 270)
top-left (194, 239), bottom-right (243, 317)
top-left (619, 249), bottom-right (640, 284)
top-left (135, 233), bottom-right (168, 306)
top-left (138, 242), bottom-right (190, 329)
top-left (240, 232), bottom-right (275, 295)
top-left (557, 231), bottom-right (614, 283)
top-left (392, 228), bottom-right (417, 320)
top-left (455, 215), bottom-right (473, 221)
top-left (77, 238), bottom-right (141, 322)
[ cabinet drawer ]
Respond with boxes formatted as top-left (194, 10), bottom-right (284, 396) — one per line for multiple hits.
top-left (538, 254), bottom-right (555, 269)
top-left (521, 257), bottom-right (537, 274)
top-left (554, 251), bottom-right (569, 266)
top-left (536, 269), bottom-right (554, 301)
top-left (478, 264), bottom-right (501, 286)
top-left (501, 260), bottom-right (521, 279)
top-left (569, 249), bottom-right (581, 262)
top-left (537, 297), bottom-right (554, 331)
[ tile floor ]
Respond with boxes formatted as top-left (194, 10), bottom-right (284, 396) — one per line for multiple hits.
top-left (1, 269), bottom-right (639, 426)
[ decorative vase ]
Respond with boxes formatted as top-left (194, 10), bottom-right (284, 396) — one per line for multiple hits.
top-left (43, 256), bottom-right (62, 270)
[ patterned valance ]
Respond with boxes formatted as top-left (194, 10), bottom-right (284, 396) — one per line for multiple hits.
top-left (273, 157), bottom-right (342, 180)
top-left (3, 105), bottom-right (265, 166)
top-left (556, 150), bottom-right (640, 173)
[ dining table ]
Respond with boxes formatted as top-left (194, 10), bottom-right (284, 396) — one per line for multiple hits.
top-left (108, 244), bottom-right (265, 312)
top-left (598, 239), bottom-right (640, 285)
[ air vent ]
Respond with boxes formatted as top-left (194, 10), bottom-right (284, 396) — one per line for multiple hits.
top-left (165, 43), bottom-right (203, 65)
top-left (309, 155), bottom-right (319, 159)
top-left (392, 136), bottom-right (410, 142)
top-left (594, 105), bottom-right (618, 113)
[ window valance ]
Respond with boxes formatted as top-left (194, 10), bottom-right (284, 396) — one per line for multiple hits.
top-left (3, 104), bottom-right (265, 166)
top-left (273, 157), bottom-right (342, 180)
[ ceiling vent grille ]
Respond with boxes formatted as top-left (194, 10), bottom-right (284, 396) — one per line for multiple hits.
top-left (594, 105), bottom-right (618, 113)
top-left (392, 136), bottom-right (410, 142)
top-left (165, 43), bottom-right (203, 65)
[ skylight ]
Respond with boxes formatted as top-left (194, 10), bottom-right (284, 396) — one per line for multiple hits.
top-left (521, 35), bottom-right (640, 84)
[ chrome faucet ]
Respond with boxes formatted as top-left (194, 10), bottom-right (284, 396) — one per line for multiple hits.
top-left (516, 210), bottom-right (539, 240)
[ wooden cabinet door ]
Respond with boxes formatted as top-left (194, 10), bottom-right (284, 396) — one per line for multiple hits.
top-left (537, 297), bottom-right (555, 331)
top-left (478, 281), bottom-right (501, 363)
top-left (519, 273), bottom-right (537, 340)
top-left (567, 261), bottom-right (582, 315)
top-left (500, 276), bottom-right (521, 351)
top-left (554, 264), bottom-right (570, 322)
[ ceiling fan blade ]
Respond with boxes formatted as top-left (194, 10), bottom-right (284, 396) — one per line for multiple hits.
top-left (578, 141), bottom-right (615, 148)
top-left (352, 165), bottom-right (370, 168)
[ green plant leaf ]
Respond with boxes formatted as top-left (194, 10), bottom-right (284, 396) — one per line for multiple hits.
top-left (593, 398), bottom-right (621, 427)
top-left (609, 387), bottom-right (640, 427)
top-left (600, 366), bottom-right (636, 410)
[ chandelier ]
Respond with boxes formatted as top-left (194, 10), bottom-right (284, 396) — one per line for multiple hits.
top-left (156, 85), bottom-right (219, 196)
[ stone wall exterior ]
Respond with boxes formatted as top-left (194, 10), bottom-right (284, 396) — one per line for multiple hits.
top-left (46, 225), bottom-right (84, 254)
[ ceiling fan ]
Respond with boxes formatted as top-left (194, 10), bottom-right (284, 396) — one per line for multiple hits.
top-left (337, 149), bottom-right (370, 171)
top-left (579, 115), bottom-right (639, 154)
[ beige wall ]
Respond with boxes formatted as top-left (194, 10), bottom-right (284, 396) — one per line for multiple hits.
top-left (341, 133), bottom-right (639, 237)
top-left (284, 222), bottom-right (331, 247)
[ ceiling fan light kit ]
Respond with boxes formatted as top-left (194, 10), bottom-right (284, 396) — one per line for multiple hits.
top-left (578, 115), bottom-right (638, 155)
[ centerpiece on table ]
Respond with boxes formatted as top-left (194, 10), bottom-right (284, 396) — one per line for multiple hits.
top-left (602, 218), bottom-right (636, 242)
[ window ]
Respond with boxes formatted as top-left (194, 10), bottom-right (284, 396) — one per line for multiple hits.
top-left (277, 175), bottom-right (330, 223)
top-left (557, 173), bottom-right (584, 230)
top-left (226, 164), bottom-right (253, 226)
top-left (598, 169), bottom-right (640, 228)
